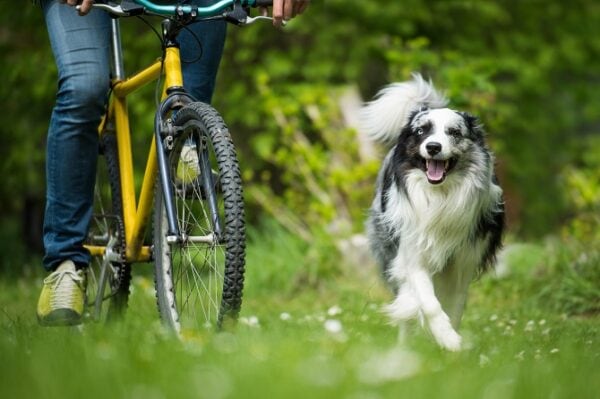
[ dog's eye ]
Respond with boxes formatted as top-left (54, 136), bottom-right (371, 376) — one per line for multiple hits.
top-left (448, 128), bottom-right (461, 137)
top-left (416, 128), bottom-right (424, 135)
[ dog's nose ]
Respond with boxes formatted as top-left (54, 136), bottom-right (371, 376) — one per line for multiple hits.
top-left (426, 142), bottom-right (442, 155)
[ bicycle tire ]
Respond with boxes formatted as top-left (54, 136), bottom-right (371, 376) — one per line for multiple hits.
top-left (153, 102), bottom-right (246, 333)
top-left (86, 129), bottom-right (131, 321)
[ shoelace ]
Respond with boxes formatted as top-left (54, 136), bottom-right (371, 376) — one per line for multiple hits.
top-left (43, 269), bottom-right (85, 309)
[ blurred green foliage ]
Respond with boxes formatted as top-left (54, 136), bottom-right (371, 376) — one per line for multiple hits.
top-left (216, 0), bottom-right (600, 238)
top-left (561, 135), bottom-right (600, 243)
top-left (1, 1), bottom-right (599, 262)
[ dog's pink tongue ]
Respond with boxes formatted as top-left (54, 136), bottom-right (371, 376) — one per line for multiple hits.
top-left (427, 160), bottom-right (445, 182)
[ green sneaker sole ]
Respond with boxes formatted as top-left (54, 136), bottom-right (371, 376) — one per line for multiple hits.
top-left (37, 309), bottom-right (83, 327)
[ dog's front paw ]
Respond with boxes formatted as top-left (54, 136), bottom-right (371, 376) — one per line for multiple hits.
top-left (435, 329), bottom-right (462, 352)
top-left (429, 314), bottom-right (462, 351)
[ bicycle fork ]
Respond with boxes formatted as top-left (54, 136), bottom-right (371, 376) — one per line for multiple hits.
top-left (154, 93), bottom-right (186, 242)
top-left (154, 92), bottom-right (223, 244)
top-left (154, 25), bottom-right (222, 245)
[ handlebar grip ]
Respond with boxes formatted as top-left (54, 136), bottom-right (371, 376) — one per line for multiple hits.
top-left (254, 0), bottom-right (273, 7)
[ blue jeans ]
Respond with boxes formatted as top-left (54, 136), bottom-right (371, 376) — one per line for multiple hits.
top-left (41, 0), bottom-right (226, 270)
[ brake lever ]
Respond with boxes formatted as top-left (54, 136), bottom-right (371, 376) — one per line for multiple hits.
top-left (76, 1), bottom-right (145, 17)
top-left (76, 3), bottom-right (128, 16)
top-left (244, 15), bottom-right (287, 26)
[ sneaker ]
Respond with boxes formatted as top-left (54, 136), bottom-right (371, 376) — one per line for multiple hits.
top-left (176, 140), bottom-right (220, 199)
top-left (178, 140), bottom-right (201, 183)
top-left (37, 260), bottom-right (86, 326)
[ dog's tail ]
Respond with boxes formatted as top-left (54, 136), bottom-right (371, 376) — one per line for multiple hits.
top-left (359, 73), bottom-right (448, 144)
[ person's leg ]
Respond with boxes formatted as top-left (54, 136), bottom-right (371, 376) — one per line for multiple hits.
top-left (41, 0), bottom-right (112, 271)
top-left (179, 0), bottom-right (227, 103)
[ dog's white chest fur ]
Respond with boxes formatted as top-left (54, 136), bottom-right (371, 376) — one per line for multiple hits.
top-left (385, 169), bottom-right (494, 274)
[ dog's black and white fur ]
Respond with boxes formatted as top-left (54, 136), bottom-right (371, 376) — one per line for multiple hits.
top-left (361, 74), bottom-right (504, 351)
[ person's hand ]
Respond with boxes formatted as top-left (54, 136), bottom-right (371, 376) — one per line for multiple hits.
top-left (260, 0), bottom-right (310, 27)
top-left (61, 0), bottom-right (95, 16)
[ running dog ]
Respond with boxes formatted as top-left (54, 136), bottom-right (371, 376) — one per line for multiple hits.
top-left (360, 74), bottom-right (505, 351)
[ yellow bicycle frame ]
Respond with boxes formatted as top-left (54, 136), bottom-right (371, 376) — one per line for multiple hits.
top-left (86, 46), bottom-right (184, 263)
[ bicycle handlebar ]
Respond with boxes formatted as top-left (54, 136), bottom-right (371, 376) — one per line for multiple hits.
top-left (83, 1), bottom-right (276, 23)
top-left (135, 0), bottom-right (268, 16)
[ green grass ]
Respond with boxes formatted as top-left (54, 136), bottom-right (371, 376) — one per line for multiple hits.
top-left (1, 229), bottom-right (599, 399)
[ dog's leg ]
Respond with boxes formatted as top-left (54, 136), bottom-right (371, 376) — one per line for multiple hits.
top-left (433, 261), bottom-right (478, 330)
top-left (384, 250), bottom-right (420, 347)
top-left (408, 268), bottom-right (462, 351)
top-left (397, 320), bottom-right (409, 346)
top-left (385, 282), bottom-right (419, 347)
top-left (385, 284), bottom-right (419, 320)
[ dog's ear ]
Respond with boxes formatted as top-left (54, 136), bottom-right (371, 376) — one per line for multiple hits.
top-left (460, 112), bottom-right (478, 128)
top-left (408, 108), bottom-right (428, 125)
top-left (460, 112), bottom-right (485, 139)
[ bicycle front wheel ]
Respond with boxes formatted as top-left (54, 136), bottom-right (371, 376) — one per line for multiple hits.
top-left (153, 102), bottom-right (246, 334)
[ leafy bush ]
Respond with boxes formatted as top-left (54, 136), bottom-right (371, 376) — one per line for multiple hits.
top-left (496, 238), bottom-right (600, 317)
top-left (216, 0), bottom-right (600, 238)
top-left (2, 1), bottom-right (599, 265)
top-left (537, 240), bottom-right (600, 316)
top-left (245, 219), bottom-right (342, 297)
top-left (560, 135), bottom-right (600, 243)
top-left (243, 79), bottom-right (379, 240)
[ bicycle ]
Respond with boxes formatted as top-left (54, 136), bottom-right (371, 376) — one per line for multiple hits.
top-left (82, 0), bottom-right (273, 335)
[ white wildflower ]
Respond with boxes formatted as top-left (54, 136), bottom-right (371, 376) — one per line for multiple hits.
top-left (324, 319), bottom-right (343, 334)
top-left (327, 305), bottom-right (343, 316)
top-left (279, 312), bottom-right (292, 321)
top-left (239, 316), bottom-right (260, 328)
top-left (479, 354), bottom-right (490, 367)
top-left (524, 320), bottom-right (535, 332)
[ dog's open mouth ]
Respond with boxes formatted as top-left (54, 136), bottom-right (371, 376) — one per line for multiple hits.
top-left (423, 158), bottom-right (457, 184)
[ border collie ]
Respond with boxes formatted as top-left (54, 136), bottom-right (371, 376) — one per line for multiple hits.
top-left (360, 74), bottom-right (504, 351)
